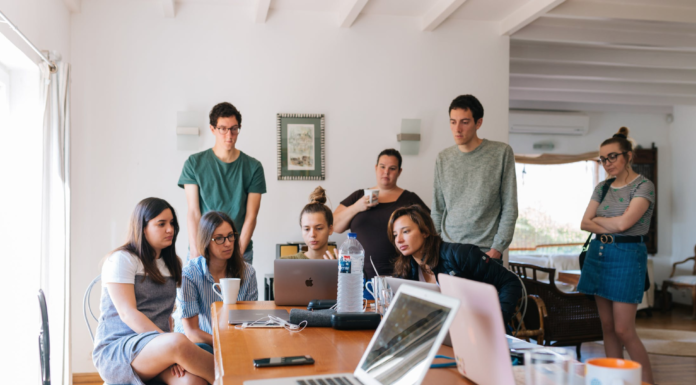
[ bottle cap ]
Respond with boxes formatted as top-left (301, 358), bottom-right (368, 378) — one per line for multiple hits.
top-left (348, 233), bottom-right (357, 239)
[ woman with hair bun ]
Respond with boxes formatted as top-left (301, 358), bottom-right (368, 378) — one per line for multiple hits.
top-left (282, 186), bottom-right (338, 260)
top-left (579, 127), bottom-right (655, 383)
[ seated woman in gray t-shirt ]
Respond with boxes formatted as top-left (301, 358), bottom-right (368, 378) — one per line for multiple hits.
top-left (93, 198), bottom-right (213, 385)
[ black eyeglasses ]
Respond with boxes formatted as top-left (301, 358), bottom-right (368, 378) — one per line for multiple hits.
top-left (215, 125), bottom-right (241, 134)
top-left (599, 152), bottom-right (627, 164)
top-left (212, 233), bottom-right (237, 245)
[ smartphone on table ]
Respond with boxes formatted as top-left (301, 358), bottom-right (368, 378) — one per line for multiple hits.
top-left (253, 355), bottom-right (315, 368)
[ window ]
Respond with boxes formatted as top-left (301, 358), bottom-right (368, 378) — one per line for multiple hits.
top-left (510, 160), bottom-right (605, 255)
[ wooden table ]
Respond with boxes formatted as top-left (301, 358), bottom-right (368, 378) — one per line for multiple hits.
top-left (211, 301), bottom-right (471, 385)
top-left (212, 301), bottom-right (650, 385)
top-left (557, 270), bottom-right (582, 287)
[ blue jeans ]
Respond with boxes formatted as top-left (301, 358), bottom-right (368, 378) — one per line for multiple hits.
top-left (243, 249), bottom-right (253, 265)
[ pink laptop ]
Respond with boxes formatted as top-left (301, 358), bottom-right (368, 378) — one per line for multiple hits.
top-left (439, 274), bottom-right (515, 385)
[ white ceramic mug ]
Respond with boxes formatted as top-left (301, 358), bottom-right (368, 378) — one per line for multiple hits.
top-left (212, 278), bottom-right (241, 305)
top-left (585, 358), bottom-right (641, 385)
top-left (364, 189), bottom-right (380, 204)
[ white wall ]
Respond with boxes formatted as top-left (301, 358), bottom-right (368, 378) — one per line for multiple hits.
top-left (509, 112), bottom-right (674, 286)
top-left (669, 106), bottom-right (696, 304)
top-left (69, 0), bottom-right (511, 373)
top-left (0, 0), bottom-right (71, 64)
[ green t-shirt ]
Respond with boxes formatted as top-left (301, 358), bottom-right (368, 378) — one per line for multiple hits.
top-left (178, 149), bottom-right (267, 252)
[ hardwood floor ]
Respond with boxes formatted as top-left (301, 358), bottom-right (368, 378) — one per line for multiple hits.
top-left (73, 306), bottom-right (696, 385)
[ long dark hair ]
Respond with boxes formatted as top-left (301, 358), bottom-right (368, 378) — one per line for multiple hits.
top-left (114, 197), bottom-right (182, 286)
top-left (299, 186), bottom-right (333, 226)
top-left (196, 211), bottom-right (246, 281)
top-left (387, 205), bottom-right (442, 278)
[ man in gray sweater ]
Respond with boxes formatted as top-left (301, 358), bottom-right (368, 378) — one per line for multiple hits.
top-left (432, 95), bottom-right (518, 263)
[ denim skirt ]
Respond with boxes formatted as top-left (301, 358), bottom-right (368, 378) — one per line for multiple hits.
top-left (577, 239), bottom-right (647, 304)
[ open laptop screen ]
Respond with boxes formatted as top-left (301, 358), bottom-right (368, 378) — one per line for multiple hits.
top-left (360, 293), bottom-right (452, 385)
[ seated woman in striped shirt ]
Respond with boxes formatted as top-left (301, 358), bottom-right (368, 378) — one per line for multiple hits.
top-left (173, 211), bottom-right (258, 353)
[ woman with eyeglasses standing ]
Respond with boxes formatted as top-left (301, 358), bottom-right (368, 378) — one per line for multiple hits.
top-left (173, 211), bottom-right (258, 354)
top-left (579, 127), bottom-right (655, 384)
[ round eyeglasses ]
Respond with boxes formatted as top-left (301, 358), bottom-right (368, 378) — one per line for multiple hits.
top-left (215, 125), bottom-right (241, 134)
top-left (599, 151), bottom-right (627, 165)
top-left (212, 233), bottom-right (237, 245)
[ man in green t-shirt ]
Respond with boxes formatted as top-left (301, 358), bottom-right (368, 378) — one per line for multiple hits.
top-left (178, 102), bottom-right (267, 264)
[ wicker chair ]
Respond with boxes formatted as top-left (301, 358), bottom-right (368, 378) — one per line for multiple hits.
top-left (509, 262), bottom-right (603, 359)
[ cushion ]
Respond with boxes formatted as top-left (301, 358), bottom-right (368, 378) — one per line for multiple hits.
top-left (666, 275), bottom-right (696, 285)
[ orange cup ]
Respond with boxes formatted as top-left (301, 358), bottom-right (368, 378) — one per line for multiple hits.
top-left (585, 358), bottom-right (641, 385)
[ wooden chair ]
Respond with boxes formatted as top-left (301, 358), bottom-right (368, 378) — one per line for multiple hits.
top-left (662, 245), bottom-right (696, 318)
top-left (509, 262), bottom-right (603, 359)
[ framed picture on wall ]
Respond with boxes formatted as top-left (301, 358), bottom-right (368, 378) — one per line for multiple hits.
top-left (277, 113), bottom-right (325, 180)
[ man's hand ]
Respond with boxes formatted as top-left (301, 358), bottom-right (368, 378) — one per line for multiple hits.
top-left (486, 249), bottom-right (502, 259)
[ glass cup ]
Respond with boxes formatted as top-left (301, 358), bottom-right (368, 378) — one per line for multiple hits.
top-left (366, 277), bottom-right (392, 316)
top-left (524, 348), bottom-right (574, 385)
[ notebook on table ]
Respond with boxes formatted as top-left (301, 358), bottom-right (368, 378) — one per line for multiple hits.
top-left (244, 284), bottom-right (461, 385)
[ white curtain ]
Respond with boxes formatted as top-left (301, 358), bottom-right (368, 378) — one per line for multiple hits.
top-left (39, 58), bottom-right (71, 385)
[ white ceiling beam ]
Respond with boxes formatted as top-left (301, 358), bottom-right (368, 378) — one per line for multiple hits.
top-left (421, 0), bottom-right (467, 32)
top-left (511, 43), bottom-right (696, 70)
top-left (254, 0), bottom-right (272, 24)
top-left (510, 89), bottom-right (696, 107)
top-left (510, 62), bottom-right (696, 84)
top-left (547, 1), bottom-right (696, 24)
top-left (162, 0), bottom-right (175, 18)
top-left (63, 0), bottom-right (81, 13)
top-left (338, 0), bottom-right (369, 28)
top-left (509, 100), bottom-right (674, 115)
top-left (512, 21), bottom-right (696, 52)
top-left (510, 77), bottom-right (696, 97)
top-left (499, 0), bottom-right (566, 36)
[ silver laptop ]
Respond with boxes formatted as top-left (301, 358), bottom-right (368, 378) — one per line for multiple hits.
top-left (244, 284), bottom-right (461, 385)
top-left (228, 309), bottom-right (290, 325)
top-left (385, 277), bottom-right (440, 294)
top-left (273, 259), bottom-right (338, 306)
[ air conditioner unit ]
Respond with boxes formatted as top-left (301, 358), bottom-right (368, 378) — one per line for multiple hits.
top-left (509, 111), bottom-right (589, 136)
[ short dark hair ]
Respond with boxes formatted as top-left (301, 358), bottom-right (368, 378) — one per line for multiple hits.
top-left (376, 148), bottom-right (402, 169)
top-left (449, 95), bottom-right (484, 123)
top-left (209, 102), bottom-right (242, 127)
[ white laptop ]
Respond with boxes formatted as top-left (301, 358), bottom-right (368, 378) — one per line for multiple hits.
top-left (244, 284), bottom-right (461, 385)
top-left (438, 274), bottom-right (515, 385)
top-left (384, 277), bottom-right (440, 294)
top-left (273, 259), bottom-right (338, 306)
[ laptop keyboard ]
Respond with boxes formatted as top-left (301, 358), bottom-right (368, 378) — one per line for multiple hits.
top-left (296, 377), bottom-right (362, 385)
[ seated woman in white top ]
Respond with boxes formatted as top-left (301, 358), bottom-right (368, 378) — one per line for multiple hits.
top-left (92, 198), bottom-right (213, 385)
top-left (174, 211), bottom-right (258, 349)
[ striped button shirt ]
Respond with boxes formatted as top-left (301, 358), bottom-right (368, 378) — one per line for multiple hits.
top-left (174, 256), bottom-right (258, 335)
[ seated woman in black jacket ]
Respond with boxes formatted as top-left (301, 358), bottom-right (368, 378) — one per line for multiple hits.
top-left (388, 205), bottom-right (522, 325)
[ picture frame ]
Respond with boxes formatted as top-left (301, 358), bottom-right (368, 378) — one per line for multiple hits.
top-left (277, 113), bottom-right (325, 180)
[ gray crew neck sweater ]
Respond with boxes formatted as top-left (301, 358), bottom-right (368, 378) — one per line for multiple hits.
top-left (431, 139), bottom-right (518, 252)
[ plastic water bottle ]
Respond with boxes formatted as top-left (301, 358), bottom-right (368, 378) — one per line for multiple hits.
top-left (336, 233), bottom-right (365, 313)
